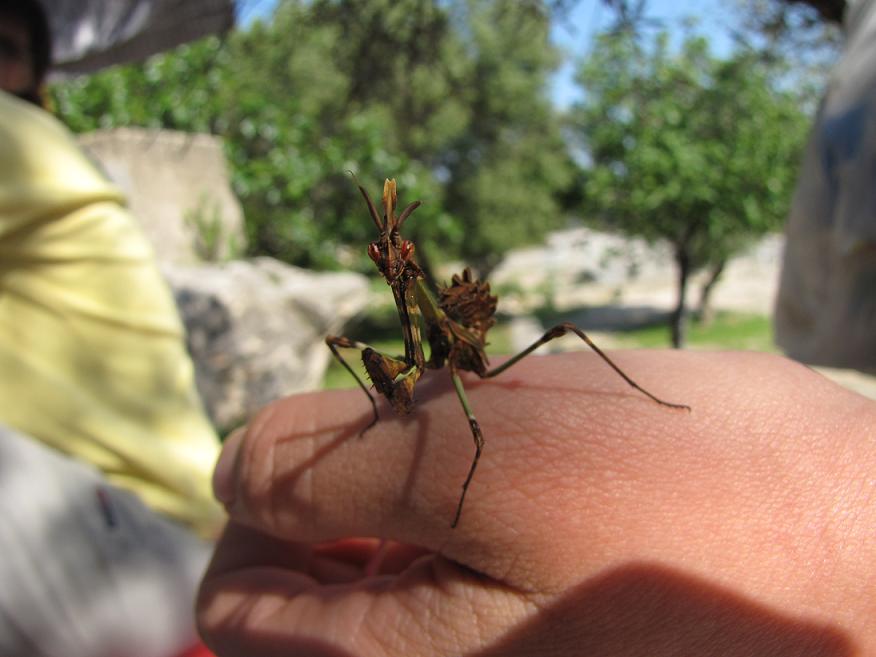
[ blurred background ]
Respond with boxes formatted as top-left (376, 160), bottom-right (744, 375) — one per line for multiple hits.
top-left (7, 5), bottom-right (871, 655)
top-left (44, 0), bottom-right (874, 433)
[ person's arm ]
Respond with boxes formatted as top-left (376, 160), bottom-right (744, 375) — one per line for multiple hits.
top-left (198, 350), bottom-right (876, 656)
top-left (0, 92), bottom-right (222, 535)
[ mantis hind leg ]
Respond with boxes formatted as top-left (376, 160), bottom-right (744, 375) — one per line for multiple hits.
top-left (325, 336), bottom-right (380, 434)
top-left (482, 321), bottom-right (690, 411)
top-left (449, 368), bottom-right (484, 528)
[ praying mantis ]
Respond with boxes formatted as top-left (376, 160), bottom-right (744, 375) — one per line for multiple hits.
top-left (326, 178), bottom-right (689, 528)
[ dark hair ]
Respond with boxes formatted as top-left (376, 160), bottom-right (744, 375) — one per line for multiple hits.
top-left (0, 0), bottom-right (52, 86)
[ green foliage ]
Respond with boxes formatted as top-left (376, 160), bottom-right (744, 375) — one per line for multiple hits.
top-left (570, 30), bottom-right (810, 345)
top-left (184, 193), bottom-right (242, 262)
top-left (613, 311), bottom-right (776, 352)
top-left (443, 0), bottom-right (574, 274)
top-left (574, 31), bottom-right (808, 262)
top-left (51, 36), bottom-right (229, 134)
top-left (50, 3), bottom-right (814, 336)
top-left (50, 0), bottom-right (573, 274)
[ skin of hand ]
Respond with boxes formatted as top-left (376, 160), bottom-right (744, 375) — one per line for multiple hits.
top-left (197, 350), bottom-right (876, 657)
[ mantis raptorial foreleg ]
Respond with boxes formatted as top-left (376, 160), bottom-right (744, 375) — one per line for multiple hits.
top-left (325, 336), bottom-right (383, 433)
top-left (326, 335), bottom-right (424, 433)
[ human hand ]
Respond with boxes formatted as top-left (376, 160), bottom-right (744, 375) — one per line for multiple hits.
top-left (197, 351), bottom-right (876, 656)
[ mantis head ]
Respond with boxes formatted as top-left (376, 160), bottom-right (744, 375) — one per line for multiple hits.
top-left (355, 178), bottom-right (422, 283)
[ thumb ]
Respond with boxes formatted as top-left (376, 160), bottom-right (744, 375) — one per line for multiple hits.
top-left (211, 373), bottom-right (501, 547)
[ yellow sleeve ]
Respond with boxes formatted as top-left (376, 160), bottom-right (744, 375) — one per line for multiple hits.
top-left (0, 91), bottom-right (223, 536)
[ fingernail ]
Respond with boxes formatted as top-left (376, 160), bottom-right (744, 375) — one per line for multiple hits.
top-left (213, 427), bottom-right (244, 507)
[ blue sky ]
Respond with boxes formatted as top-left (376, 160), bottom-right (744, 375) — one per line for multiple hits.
top-left (551, 0), bottom-right (738, 108)
top-left (234, 0), bottom-right (739, 109)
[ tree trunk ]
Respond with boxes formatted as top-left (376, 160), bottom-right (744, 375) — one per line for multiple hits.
top-left (408, 226), bottom-right (439, 286)
top-left (470, 253), bottom-right (502, 284)
top-left (695, 259), bottom-right (726, 327)
top-left (670, 248), bottom-right (691, 349)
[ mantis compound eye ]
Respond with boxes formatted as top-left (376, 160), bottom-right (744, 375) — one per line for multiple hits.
top-left (400, 240), bottom-right (415, 260)
top-left (367, 243), bottom-right (382, 266)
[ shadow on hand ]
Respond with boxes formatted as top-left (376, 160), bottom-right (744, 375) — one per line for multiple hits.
top-left (203, 560), bottom-right (853, 657)
top-left (478, 562), bottom-right (853, 657)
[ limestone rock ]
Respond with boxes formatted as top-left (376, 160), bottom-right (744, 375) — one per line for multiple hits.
top-left (490, 227), bottom-right (781, 319)
top-left (165, 257), bottom-right (369, 432)
top-left (78, 128), bottom-right (245, 264)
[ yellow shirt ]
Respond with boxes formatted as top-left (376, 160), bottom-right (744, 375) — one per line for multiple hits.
top-left (0, 91), bottom-right (223, 535)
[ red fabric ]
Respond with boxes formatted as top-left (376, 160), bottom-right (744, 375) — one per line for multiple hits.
top-left (173, 642), bottom-right (215, 657)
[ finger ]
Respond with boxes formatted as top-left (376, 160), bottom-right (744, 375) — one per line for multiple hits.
top-left (204, 524), bottom-right (434, 587)
top-left (212, 351), bottom-right (700, 576)
top-left (198, 524), bottom-right (535, 657)
top-left (205, 523), bottom-right (374, 585)
top-left (215, 378), bottom-right (490, 545)
top-left (308, 539), bottom-right (430, 577)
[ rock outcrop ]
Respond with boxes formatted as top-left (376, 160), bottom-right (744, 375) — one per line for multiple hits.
top-left (166, 258), bottom-right (369, 432)
top-left (79, 128), bottom-right (245, 264)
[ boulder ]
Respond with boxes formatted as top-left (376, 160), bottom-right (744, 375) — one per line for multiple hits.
top-left (165, 258), bottom-right (369, 433)
top-left (78, 128), bottom-right (245, 264)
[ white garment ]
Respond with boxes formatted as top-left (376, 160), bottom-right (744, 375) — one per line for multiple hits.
top-left (0, 425), bottom-right (212, 657)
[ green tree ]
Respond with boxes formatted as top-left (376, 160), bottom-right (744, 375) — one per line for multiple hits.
top-left (50, 2), bottom-right (447, 271)
top-left (51, 35), bottom-right (229, 134)
top-left (51, 0), bottom-right (574, 278)
top-left (571, 31), bottom-right (809, 347)
top-left (442, 0), bottom-right (574, 276)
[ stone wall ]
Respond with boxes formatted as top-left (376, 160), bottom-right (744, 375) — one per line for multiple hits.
top-left (78, 127), bottom-right (246, 264)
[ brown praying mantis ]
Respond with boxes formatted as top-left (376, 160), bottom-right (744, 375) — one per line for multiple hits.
top-left (327, 178), bottom-right (689, 528)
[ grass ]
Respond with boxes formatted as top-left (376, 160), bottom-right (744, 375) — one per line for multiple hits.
top-left (612, 311), bottom-right (776, 352)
